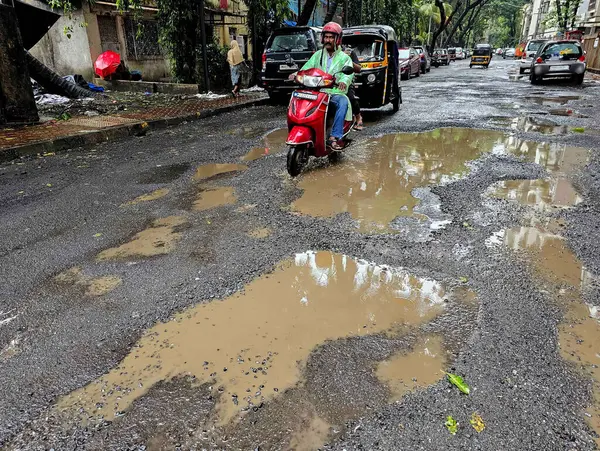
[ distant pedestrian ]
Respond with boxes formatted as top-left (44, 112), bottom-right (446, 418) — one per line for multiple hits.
top-left (227, 40), bottom-right (244, 97)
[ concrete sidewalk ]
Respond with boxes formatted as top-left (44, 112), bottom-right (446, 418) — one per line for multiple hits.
top-left (0, 93), bottom-right (268, 163)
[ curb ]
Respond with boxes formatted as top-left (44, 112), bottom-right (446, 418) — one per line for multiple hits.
top-left (0, 96), bottom-right (269, 164)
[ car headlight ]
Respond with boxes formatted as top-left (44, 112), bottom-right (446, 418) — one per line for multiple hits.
top-left (367, 73), bottom-right (376, 83)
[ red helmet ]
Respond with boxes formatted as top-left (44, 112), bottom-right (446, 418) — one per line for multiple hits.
top-left (322, 22), bottom-right (343, 46)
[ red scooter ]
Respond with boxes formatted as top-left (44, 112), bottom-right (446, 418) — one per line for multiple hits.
top-left (285, 66), bottom-right (356, 177)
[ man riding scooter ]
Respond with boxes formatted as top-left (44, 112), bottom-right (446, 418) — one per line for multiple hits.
top-left (289, 22), bottom-right (354, 150)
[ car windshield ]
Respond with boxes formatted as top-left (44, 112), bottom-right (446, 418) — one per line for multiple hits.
top-left (541, 42), bottom-right (582, 60)
top-left (342, 35), bottom-right (385, 61)
top-left (267, 31), bottom-right (313, 52)
top-left (398, 49), bottom-right (411, 58)
top-left (526, 40), bottom-right (545, 52)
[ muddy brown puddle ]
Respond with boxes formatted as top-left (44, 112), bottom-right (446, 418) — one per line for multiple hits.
top-left (495, 221), bottom-right (600, 444)
top-left (291, 128), bottom-right (587, 233)
top-left (193, 186), bottom-right (237, 211)
top-left (242, 128), bottom-right (288, 162)
top-left (490, 116), bottom-right (568, 135)
top-left (193, 163), bottom-right (247, 181)
top-left (58, 251), bottom-right (465, 429)
top-left (96, 216), bottom-right (186, 261)
top-left (487, 142), bottom-right (588, 210)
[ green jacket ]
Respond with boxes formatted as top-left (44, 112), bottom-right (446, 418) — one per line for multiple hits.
top-left (301, 47), bottom-right (354, 121)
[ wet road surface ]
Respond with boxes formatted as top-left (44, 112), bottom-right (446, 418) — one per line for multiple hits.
top-left (1, 58), bottom-right (600, 450)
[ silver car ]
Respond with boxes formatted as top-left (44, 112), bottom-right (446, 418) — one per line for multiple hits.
top-left (530, 40), bottom-right (586, 85)
top-left (519, 39), bottom-right (546, 74)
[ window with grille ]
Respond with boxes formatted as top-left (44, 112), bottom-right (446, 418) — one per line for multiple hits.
top-left (124, 18), bottom-right (162, 60)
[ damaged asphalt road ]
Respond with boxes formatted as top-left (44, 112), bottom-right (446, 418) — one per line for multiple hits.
top-left (1, 58), bottom-right (600, 450)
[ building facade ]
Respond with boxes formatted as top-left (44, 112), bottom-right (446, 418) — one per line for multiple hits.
top-left (30, 0), bottom-right (251, 82)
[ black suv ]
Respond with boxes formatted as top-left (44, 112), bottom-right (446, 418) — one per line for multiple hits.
top-left (261, 27), bottom-right (322, 101)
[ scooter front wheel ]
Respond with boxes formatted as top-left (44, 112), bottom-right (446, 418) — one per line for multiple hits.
top-left (287, 145), bottom-right (308, 177)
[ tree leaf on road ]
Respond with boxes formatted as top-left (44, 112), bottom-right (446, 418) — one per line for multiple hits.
top-left (445, 415), bottom-right (458, 435)
top-left (446, 372), bottom-right (470, 394)
top-left (459, 276), bottom-right (468, 283)
top-left (572, 127), bottom-right (585, 133)
top-left (94, 233), bottom-right (102, 238)
top-left (470, 412), bottom-right (485, 432)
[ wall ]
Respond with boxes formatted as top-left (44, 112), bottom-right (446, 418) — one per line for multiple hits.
top-left (582, 33), bottom-right (600, 71)
top-left (30, 9), bottom-right (95, 80)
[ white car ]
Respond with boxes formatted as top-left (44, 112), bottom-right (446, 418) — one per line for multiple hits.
top-left (519, 39), bottom-right (547, 74)
top-left (503, 48), bottom-right (516, 58)
top-left (455, 47), bottom-right (465, 59)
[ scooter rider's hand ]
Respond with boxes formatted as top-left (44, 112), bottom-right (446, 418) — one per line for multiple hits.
top-left (338, 82), bottom-right (347, 91)
top-left (288, 72), bottom-right (297, 81)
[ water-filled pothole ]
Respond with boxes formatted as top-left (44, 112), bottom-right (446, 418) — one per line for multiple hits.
top-left (96, 216), bottom-right (187, 261)
top-left (487, 178), bottom-right (583, 210)
top-left (193, 163), bottom-right (247, 181)
top-left (490, 116), bottom-right (568, 134)
top-left (58, 251), bottom-right (464, 427)
top-left (495, 222), bottom-right (599, 444)
top-left (525, 95), bottom-right (581, 106)
top-left (242, 128), bottom-right (288, 162)
top-left (193, 187), bottom-right (237, 211)
top-left (291, 128), bottom-right (509, 233)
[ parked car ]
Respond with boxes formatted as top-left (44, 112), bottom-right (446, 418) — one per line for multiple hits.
top-left (530, 40), bottom-right (586, 85)
top-left (413, 45), bottom-right (431, 73)
top-left (261, 26), bottom-right (322, 101)
top-left (399, 47), bottom-right (421, 79)
top-left (503, 48), bottom-right (516, 58)
top-left (447, 47), bottom-right (457, 61)
top-left (519, 39), bottom-right (547, 74)
top-left (432, 48), bottom-right (450, 66)
top-left (455, 47), bottom-right (465, 59)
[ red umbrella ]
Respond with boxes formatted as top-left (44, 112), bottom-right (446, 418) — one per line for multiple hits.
top-left (94, 51), bottom-right (121, 79)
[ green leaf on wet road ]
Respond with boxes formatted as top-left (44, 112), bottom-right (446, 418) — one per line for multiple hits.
top-left (94, 233), bottom-right (102, 238)
top-left (459, 276), bottom-right (468, 283)
top-left (572, 127), bottom-right (585, 133)
top-left (446, 372), bottom-right (470, 394)
top-left (445, 415), bottom-right (458, 435)
top-left (470, 412), bottom-right (485, 432)
top-left (462, 221), bottom-right (473, 229)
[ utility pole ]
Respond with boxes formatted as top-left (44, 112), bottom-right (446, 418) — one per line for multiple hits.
top-left (199, 0), bottom-right (210, 92)
top-left (298, 0), bottom-right (301, 22)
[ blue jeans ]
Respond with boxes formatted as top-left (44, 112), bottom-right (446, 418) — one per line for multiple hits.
top-left (329, 94), bottom-right (348, 140)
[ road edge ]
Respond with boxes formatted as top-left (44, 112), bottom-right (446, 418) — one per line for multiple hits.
top-left (0, 96), bottom-right (269, 164)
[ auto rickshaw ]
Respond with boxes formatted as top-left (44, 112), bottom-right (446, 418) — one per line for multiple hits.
top-left (342, 25), bottom-right (401, 112)
top-left (470, 43), bottom-right (493, 68)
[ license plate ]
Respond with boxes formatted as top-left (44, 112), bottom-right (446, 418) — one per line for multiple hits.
top-left (279, 64), bottom-right (298, 70)
top-left (550, 65), bottom-right (569, 71)
top-left (294, 92), bottom-right (318, 100)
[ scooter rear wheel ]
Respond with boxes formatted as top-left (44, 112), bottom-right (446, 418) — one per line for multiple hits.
top-left (287, 145), bottom-right (308, 177)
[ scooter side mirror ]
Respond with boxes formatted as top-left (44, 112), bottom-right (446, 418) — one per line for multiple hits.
top-left (341, 66), bottom-right (355, 75)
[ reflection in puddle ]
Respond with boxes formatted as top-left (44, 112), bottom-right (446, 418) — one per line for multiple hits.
top-left (193, 187), bottom-right (237, 211)
top-left (548, 108), bottom-right (588, 118)
top-left (55, 267), bottom-right (123, 297)
top-left (500, 223), bottom-right (599, 442)
top-left (491, 116), bottom-right (568, 134)
top-left (96, 216), bottom-right (186, 260)
top-left (242, 128), bottom-right (288, 162)
top-left (193, 163), bottom-right (247, 181)
top-left (508, 140), bottom-right (589, 174)
top-left (376, 335), bottom-right (446, 401)
top-left (122, 188), bottom-right (170, 206)
top-left (488, 178), bottom-right (582, 210)
top-left (525, 95), bottom-right (581, 106)
top-left (291, 128), bottom-right (509, 233)
top-left (59, 251), bottom-right (451, 426)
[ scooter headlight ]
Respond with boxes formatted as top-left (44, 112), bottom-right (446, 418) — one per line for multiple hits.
top-left (302, 75), bottom-right (322, 87)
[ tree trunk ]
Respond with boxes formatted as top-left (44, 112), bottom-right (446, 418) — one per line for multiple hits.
top-left (444, 0), bottom-right (487, 47)
top-left (324, 1), bottom-right (338, 23)
top-left (430, 0), bottom-right (462, 52)
top-left (555, 0), bottom-right (565, 32)
top-left (298, 0), bottom-right (318, 25)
